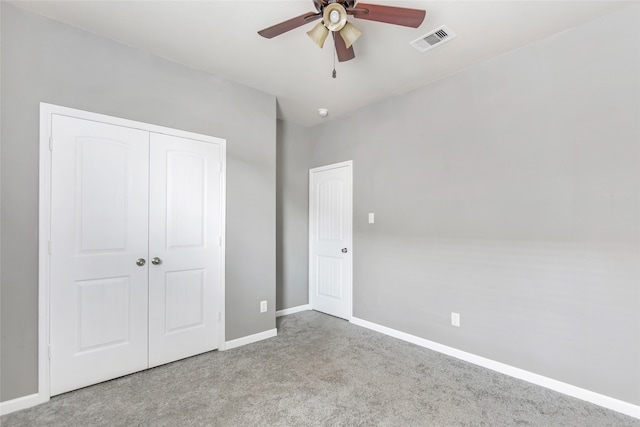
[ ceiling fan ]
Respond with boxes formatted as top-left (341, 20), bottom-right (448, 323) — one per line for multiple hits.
top-left (258, 0), bottom-right (426, 62)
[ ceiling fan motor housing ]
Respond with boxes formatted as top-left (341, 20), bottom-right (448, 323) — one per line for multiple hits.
top-left (314, 0), bottom-right (356, 13)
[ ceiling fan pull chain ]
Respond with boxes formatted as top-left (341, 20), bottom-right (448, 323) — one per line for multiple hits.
top-left (332, 41), bottom-right (337, 78)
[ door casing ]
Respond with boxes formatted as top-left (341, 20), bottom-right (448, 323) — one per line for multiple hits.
top-left (38, 103), bottom-right (226, 402)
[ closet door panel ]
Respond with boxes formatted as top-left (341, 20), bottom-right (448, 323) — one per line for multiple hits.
top-left (148, 132), bottom-right (222, 367)
top-left (49, 115), bottom-right (150, 396)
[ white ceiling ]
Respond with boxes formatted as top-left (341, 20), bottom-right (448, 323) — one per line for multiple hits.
top-left (11, 0), bottom-right (632, 126)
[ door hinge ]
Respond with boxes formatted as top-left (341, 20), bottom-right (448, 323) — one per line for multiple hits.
top-left (218, 312), bottom-right (222, 322)
top-left (49, 136), bottom-right (53, 151)
top-left (48, 241), bottom-right (52, 255)
top-left (219, 237), bottom-right (222, 247)
top-left (219, 162), bottom-right (223, 174)
top-left (48, 345), bottom-right (52, 360)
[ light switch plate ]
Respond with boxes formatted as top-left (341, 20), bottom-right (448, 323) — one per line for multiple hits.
top-left (451, 312), bottom-right (460, 327)
top-left (368, 213), bottom-right (375, 224)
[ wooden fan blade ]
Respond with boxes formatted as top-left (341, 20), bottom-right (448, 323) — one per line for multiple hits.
top-left (350, 3), bottom-right (425, 28)
top-left (334, 32), bottom-right (355, 62)
top-left (258, 12), bottom-right (322, 39)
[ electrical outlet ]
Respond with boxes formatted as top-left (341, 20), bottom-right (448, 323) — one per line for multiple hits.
top-left (368, 213), bottom-right (375, 224)
top-left (260, 300), bottom-right (267, 313)
top-left (451, 312), bottom-right (460, 327)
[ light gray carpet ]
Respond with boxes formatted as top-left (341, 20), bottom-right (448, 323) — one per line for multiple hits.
top-left (2, 310), bottom-right (638, 426)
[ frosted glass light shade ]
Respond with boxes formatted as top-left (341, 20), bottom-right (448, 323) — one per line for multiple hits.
top-left (307, 22), bottom-right (330, 48)
top-left (340, 22), bottom-right (361, 49)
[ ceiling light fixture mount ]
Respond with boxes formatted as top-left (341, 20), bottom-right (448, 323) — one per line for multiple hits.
top-left (318, 108), bottom-right (329, 117)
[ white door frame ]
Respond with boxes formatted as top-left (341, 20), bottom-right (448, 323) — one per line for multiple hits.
top-left (38, 103), bottom-right (226, 402)
top-left (308, 160), bottom-right (353, 320)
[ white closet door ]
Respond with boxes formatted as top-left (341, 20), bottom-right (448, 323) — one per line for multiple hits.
top-left (49, 115), bottom-right (150, 396)
top-left (148, 132), bottom-right (222, 367)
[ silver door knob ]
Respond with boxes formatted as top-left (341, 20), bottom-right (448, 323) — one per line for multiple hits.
top-left (136, 258), bottom-right (146, 266)
top-left (341, 248), bottom-right (348, 253)
top-left (151, 257), bottom-right (162, 265)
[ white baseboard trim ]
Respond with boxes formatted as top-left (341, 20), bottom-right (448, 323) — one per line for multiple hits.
top-left (0, 393), bottom-right (48, 416)
top-left (350, 316), bottom-right (640, 419)
top-left (276, 304), bottom-right (311, 317)
top-left (223, 328), bottom-right (278, 351)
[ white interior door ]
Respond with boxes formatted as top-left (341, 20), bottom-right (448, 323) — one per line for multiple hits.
top-left (148, 133), bottom-right (223, 367)
top-left (49, 115), bottom-right (150, 395)
top-left (309, 161), bottom-right (353, 320)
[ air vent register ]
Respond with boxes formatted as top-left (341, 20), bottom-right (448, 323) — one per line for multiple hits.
top-left (410, 25), bottom-right (456, 53)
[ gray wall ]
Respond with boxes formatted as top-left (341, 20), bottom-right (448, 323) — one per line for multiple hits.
top-left (276, 120), bottom-right (311, 311)
top-left (0, 3), bottom-right (276, 402)
top-left (295, 5), bottom-right (639, 404)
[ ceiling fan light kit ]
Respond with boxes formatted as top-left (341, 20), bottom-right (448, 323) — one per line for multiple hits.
top-left (258, 0), bottom-right (426, 62)
top-left (323, 3), bottom-right (348, 31)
